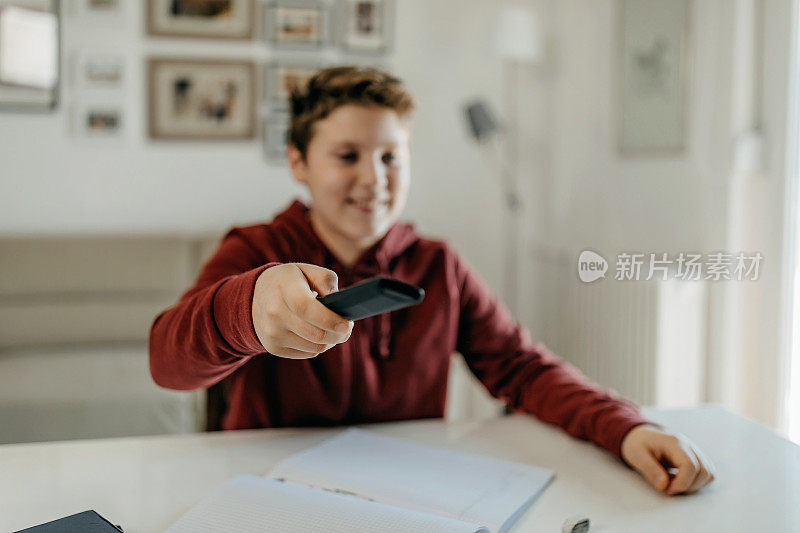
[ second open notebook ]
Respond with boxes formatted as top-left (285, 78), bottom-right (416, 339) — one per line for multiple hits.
top-left (167, 428), bottom-right (555, 533)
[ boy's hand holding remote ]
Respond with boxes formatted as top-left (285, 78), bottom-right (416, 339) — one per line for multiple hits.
top-left (252, 263), bottom-right (353, 359)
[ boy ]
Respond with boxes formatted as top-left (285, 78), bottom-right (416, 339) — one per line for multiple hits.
top-left (149, 66), bottom-right (714, 496)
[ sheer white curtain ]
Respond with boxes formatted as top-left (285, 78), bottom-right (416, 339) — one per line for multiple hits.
top-left (705, 0), bottom-right (798, 437)
top-left (783, 0), bottom-right (800, 443)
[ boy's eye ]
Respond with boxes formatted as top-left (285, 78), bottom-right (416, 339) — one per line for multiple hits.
top-left (338, 152), bottom-right (357, 162)
top-left (382, 152), bottom-right (397, 164)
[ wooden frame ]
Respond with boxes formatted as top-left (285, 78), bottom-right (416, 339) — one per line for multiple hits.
top-left (148, 58), bottom-right (255, 140)
top-left (338, 0), bottom-right (394, 54)
top-left (616, 0), bottom-right (691, 155)
top-left (73, 101), bottom-right (124, 137)
top-left (263, 109), bottom-right (289, 159)
top-left (72, 51), bottom-right (125, 89)
top-left (264, 0), bottom-right (328, 49)
top-left (264, 60), bottom-right (322, 108)
top-left (147, 0), bottom-right (254, 40)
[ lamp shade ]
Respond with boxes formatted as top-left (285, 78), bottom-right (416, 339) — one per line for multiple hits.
top-left (464, 100), bottom-right (499, 142)
top-left (494, 7), bottom-right (543, 62)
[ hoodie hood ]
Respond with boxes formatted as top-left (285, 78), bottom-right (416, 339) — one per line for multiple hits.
top-left (270, 198), bottom-right (421, 359)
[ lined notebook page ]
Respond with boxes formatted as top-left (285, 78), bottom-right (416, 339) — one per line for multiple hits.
top-left (166, 476), bottom-right (487, 533)
top-left (269, 429), bottom-right (554, 533)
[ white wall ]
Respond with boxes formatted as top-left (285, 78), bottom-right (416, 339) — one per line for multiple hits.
top-left (518, 0), bottom-right (734, 258)
top-left (516, 0), bottom-right (736, 353)
top-left (514, 0), bottom-right (796, 430)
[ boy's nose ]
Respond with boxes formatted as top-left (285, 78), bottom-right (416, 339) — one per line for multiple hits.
top-left (358, 157), bottom-right (387, 187)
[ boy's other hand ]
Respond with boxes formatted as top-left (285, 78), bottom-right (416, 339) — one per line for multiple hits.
top-left (621, 424), bottom-right (715, 495)
top-left (252, 263), bottom-right (353, 359)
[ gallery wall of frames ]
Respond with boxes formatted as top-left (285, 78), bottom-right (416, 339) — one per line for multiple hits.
top-left (0, 0), bottom-right (394, 161)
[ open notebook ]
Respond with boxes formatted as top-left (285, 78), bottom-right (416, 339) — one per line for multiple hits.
top-left (167, 429), bottom-right (554, 533)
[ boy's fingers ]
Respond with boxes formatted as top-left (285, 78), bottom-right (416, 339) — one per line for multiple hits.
top-left (687, 465), bottom-right (712, 493)
top-left (280, 329), bottom-right (329, 354)
top-left (284, 264), bottom-right (351, 338)
top-left (632, 449), bottom-right (670, 491)
top-left (272, 346), bottom-right (320, 360)
top-left (686, 449), bottom-right (715, 493)
top-left (285, 310), bottom-right (349, 345)
top-left (296, 263), bottom-right (339, 296)
top-left (664, 441), bottom-right (700, 495)
top-left (300, 299), bottom-right (353, 341)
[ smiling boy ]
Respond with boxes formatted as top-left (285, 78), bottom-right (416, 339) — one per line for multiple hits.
top-left (149, 66), bottom-right (714, 496)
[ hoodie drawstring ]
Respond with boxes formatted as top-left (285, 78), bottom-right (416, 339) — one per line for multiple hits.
top-left (377, 312), bottom-right (392, 360)
top-left (374, 249), bottom-right (392, 360)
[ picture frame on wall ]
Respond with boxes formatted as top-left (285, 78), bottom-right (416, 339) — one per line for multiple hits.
top-left (73, 101), bottom-right (123, 137)
top-left (264, 0), bottom-right (327, 49)
top-left (148, 58), bottom-right (255, 140)
top-left (74, 0), bottom-right (122, 17)
top-left (73, 52), bottom-right (125, 88)
top-left (263, 109), bottom-right (290, 160)
top-left (0, 0), bottom-right (60, 112)
top-left (339, 0), bottom-right (393, 53)
top-left (147, 0), bottom-right (254, 39)
top-left (264, 61), bottom-right (321, 107)
top-left (617, 0), bottom-right (690, 154)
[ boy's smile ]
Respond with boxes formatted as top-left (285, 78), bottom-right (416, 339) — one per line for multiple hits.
top-left (288, 104), bottom-right (411, 266)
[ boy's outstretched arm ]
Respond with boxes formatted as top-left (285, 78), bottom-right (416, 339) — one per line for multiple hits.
top-left (148, 229), bottom-right (275, 390)
top-left (453, 252), bottom-right (714, 495)
top-left (149, 229), bottom-right (352, 391)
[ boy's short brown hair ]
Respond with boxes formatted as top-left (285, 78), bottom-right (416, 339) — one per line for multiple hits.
top-left (289, 65), bottom-right (416, 159)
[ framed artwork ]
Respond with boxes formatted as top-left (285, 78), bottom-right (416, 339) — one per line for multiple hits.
top-left (74, 0), bottom-right (121, 15)
top-left (264, 61), bottom-right (320, 107)
top-left (617, 0), bottom-right (690, 154)
top-left (73, 52), bottom-right (125, 88)
top-left (264, 0), bottom-right (327, 49)
top-left (73, 0), bottom-right (123, 24)
top-left (148, 58), bottom-right (255, 140)
top-left (339, 0), bottom-right (393, 53)
top-left (263, 110), bottom-right (290, 160)
top-left (147, 0), bottom-right (254, 39)
top-left (73, 102), bottom-right (123, 137)
top-left (0, 0), bottom-right (60, 112)
top-left (81, 0), bottom-right (119, 9)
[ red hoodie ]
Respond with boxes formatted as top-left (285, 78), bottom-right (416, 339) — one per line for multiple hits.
top-left (149, 199), bottom-right (648, 458)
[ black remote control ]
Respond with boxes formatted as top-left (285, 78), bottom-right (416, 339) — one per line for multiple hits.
top-left (317, 276), bottom-right (425, 321)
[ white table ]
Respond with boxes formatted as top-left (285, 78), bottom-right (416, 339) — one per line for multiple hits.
top-left (1, 405), bottom-right (798, 532)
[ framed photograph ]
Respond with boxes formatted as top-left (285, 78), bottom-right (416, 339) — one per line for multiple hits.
top-left (263, 110), bottom-right (290, 160)
top-left (0, 0), bottom-right (60, 112)
top-left (264, 0), bottom-right (327, 48)
top-left (73, 102), bottom-right (123, 137)
top-left (75, 0), bottom-right (120, 14)
top-left (147, 0), bottom-right (254, 39)
top-left (617, 0), bottom-right (690, 154)
top-left (83, 0), bottom-right (119, 10)
top-left (73, 52), bottom-right (125, 88)
top-left (339, 0), bottom-right (393, 53)
top-left (264, 61), bottom-right (320, 107)
top-left (73, 0), bottom-right (123, 23)
top-left (148, 58), bottom-right (255, 140)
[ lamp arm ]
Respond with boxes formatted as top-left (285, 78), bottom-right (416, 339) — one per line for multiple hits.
top-left (479, 135), bottom-right (522, 212)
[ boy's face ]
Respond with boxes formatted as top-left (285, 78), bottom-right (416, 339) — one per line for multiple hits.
top-left (288, 104), bottom-right (411, 250)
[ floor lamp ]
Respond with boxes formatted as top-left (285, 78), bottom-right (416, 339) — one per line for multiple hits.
top-left (464, 7), bottom-right (543, 320)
